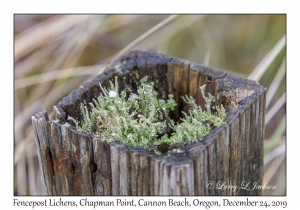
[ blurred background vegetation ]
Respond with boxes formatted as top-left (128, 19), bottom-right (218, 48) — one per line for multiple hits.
top-left (14, 14), bottom-right (286, 195)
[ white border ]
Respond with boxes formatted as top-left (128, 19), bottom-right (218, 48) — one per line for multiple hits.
top-left (2, 0), bottom-right (298, 209)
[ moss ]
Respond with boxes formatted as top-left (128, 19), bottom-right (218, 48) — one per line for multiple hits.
top-left (69, 76), bottom-right (227, 149)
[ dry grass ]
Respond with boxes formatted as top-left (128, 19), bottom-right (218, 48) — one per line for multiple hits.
top-left (14, 14), bottom-right (286, 195)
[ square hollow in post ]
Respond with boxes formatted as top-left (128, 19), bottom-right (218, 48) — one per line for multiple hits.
top-left (32, 50), bottom-right (266, 196)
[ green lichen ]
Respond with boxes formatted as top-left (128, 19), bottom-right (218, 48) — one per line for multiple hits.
top-left (170, 148), bottom-right (182, 153)
top-left (154, 150), bottom-right (161, 155)
top-left (157, 88), bottom-right (226, 146)
top-left (70, 76), bottom-right (227, 149)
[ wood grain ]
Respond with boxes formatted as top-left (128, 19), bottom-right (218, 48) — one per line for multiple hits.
top-left (32, 50), bottom-right (266, 196)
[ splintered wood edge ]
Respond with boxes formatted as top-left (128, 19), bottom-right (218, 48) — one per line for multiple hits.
top-left (38, 49), bottom-right (265, 163)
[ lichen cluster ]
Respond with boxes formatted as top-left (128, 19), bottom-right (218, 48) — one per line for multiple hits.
top-left (68, 76), bottom-right (226, 149)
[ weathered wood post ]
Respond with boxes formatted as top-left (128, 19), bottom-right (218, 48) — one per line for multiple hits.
top-left (31, 50), bottom-right (266, 196)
